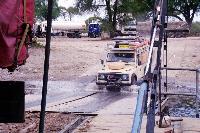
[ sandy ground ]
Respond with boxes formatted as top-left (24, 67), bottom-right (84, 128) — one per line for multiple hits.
top-left (163, 37), bottom-right (200, 89)
top-left (0, 36), bottom-right (200, 132)
top-left (0, 112), bottom-right (76, 133)
top-left (0, 38), bottom-right (111, 81)
top-left (0, 37), bottom-right (199, 85)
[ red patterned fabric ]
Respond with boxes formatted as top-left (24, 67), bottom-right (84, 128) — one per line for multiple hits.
top-left (0, 0), bottom-right (34, 69)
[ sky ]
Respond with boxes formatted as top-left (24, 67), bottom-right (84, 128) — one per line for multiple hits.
top-left (58, 0), bottom-right (200, 22)
top-left (58, 0), bottom-right (75, 9)
top-left (58, 0), bottom-right (106, 22)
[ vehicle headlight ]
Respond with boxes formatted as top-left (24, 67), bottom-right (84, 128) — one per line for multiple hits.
top-left (121, 74), bottom-right (129, 81)
top-left (98, 74), bottom-right (106, 80)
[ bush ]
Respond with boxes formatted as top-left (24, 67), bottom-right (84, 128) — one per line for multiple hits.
top-left (30, 37), bottom-right (45, 48)
top-left (191, 22), bottom-right (200, 33)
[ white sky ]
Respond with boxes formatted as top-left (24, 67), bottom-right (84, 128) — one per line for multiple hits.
top-left (58, 0), bottom-right (75, 8)
top-left (58, 0), bottom-right (106, 22)
top-left (58, 0), bottom-right (200, 22)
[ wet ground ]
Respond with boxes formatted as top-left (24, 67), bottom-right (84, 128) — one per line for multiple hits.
top-left (25, 74), bottom-right (138, 113)
top-left (168, 96), bottom-right (200, 118)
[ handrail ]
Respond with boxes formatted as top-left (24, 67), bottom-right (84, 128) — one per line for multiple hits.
top-left (161, 67), bottom-right (198, 72)
top-left (161, 67), bottom-right (200, 118)
top-left (131, 82), bottom-right (148, 133)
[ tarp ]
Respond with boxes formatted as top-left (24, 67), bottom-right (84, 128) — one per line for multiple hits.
top-left (0, 0), bottom-right (34, 70)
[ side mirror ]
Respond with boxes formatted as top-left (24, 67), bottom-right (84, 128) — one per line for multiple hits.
top-left (100, 59), bottom-right (104, 65)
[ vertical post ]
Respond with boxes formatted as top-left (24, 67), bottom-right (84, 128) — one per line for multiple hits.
top-left (165, 42), bottom-right (168, 93)
top-left (165, 0), bottom-right (168, 94)
top-left (144, 83), bottom-right (149, 114)
top-left (196, 69), bottom-right (199, 118)
top-left (158, 69), bottom-right (163, 127)
top-left (39, 0), bottom-right (53, 133)
top-left (146, 73), bottom-right (157, 133)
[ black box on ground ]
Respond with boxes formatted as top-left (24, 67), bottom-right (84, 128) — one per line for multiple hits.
top-left (0, 81), bottom-right (25, 123)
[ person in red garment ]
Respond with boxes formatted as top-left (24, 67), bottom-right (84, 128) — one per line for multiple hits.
top-left (0, 0), bottom-right (34, 71)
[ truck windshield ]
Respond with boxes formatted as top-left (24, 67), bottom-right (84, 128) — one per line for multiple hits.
top-left (107, 53), bottom-right (135, 62)
top-left (127, 21), bottom-right (136, 26)
top-left (89, 24), bottom-right (98, 28)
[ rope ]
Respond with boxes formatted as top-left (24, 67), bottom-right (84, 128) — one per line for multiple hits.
top-left (16, 24), bottom-right (29, 60)
top-left (14, 0), bottom-right (28, 66)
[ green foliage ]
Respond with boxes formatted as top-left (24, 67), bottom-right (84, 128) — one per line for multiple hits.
top-left (118, 0), bottom-right (153, 15)
top-left (65, 7), bottom-right (80, 21)
top-left (35, 0), bottom-right (62, 21)
top-left (76, 0), bottom-right (200, 32)
top-left (101, 20), bottom-right (113, 32)
top-left (191, 22), bottom-right (200, 33)
top-left (75, 0), bottom-right (124, 32)
top-left (76, 0), bottom-right (98, 12)
top-left (31, 37), bottom-right (45, 48)
top-left (85, 16), bottom-right (102, 26)
top-left (168, 0), bottom-right (200, 28)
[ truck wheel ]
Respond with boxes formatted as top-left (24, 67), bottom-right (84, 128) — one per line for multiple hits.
top-left (97, 85), bottom-right (104, 90)
top-left (131, 75), bottom-right (137, 85)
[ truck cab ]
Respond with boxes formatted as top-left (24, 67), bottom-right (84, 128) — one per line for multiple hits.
top-left (88, 23), bottom-right (101, 38)
top-left (96, 36), bottom-right (149, 91)
top-left (121, 20), bottom-right (137, 36)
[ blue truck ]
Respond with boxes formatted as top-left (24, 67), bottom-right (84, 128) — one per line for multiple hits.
top-left (88, 23), bottom-right (101, 38)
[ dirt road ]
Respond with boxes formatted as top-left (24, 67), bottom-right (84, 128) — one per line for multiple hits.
top-left (1, 37), bottom-right (199, 85)
top-left (164, 37), bottom-right (200, 86)
top-left (0, 36), bottom-right (199, 132)
top-left (0, 38), bottom-right (111, 81)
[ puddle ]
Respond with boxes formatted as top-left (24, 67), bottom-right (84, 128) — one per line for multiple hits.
top-left (168, 96), bottom-right (200, 118)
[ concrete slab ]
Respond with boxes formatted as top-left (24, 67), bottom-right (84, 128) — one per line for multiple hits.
top-left (74, 91), bottom-right (200, 133)
top-left (74, 94), bottom-right (137, 133)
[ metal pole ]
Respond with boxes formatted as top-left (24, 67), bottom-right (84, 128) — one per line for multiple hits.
top-left (158, 69), bottom-right (163, 127)
top-left (132, 82), bottom-right (148, 133)
top-left (165, 0), bottom-right (168, 94)
top-left (146, 73), bottom-right (158, 133)
top-left (39, 0), bottom-right (53, 133)
top-left (196, 69), bottom-right (199, 118)
top-left (161, 67), bottom-right (197, 72)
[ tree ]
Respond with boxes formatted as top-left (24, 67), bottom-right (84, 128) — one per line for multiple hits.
top-left (76, 0), bottom-right (120, 33)
top-left (76, 0), bottom-right (152, 33)
top-left (85, 16), bottom-right (102, 26)
top-left (62, 7), bottom-right (80, 21)
top-left (35, 0), bottom-right (62, 21)
top-left (168, 0), bottom-right (200, 29)
top-left (118, 0), bottom-right (154, 21)
top-left (76, 0), bottom-right (200, 32)
top-left (120, 0), bottom-right (200, 29)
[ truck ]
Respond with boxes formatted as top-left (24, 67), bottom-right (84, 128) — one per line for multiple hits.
top-left (88, 23), bottom-right (101, 38)
top-left (96, 36), bottom-right (149, 91)
top-left (116, 19), bottom-right (137, 36)
top-left (35, 21), bottom-right (86, 38)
